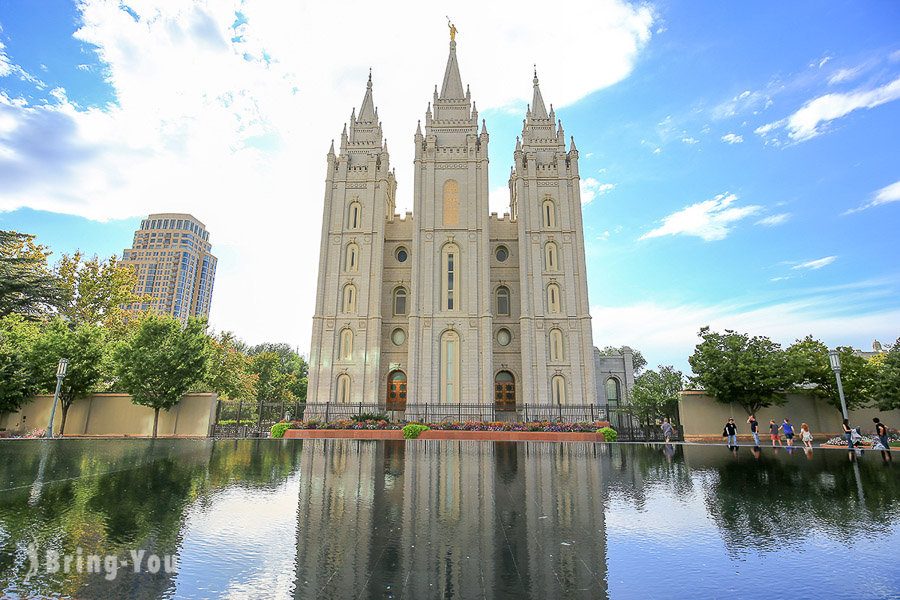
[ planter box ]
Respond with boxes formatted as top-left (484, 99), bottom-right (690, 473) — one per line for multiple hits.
top-left (282, 429), bottom-right (606, 442)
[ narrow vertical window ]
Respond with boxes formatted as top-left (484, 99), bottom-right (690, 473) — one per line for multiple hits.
top-left (607, 378), bottom-right (620, 403)
top-left (542, 199), bottom-right (556, 228)
top-left (339, 329), bottom-right (353, 361)
top-left (443, 180), bottom-right (459, 226)
top-left (394, 287), bottom-right (408, 316)
top-left (336, 374), bottom-right (351, 403)
top-left (550, 328), bottom-right (564, 362)
top-left (545, 242), bottom-right (558, 271)
top-left (552, 375), bottom-right (567, 405)
top-left (442, 244), bottom-right (459, 311)
top-left (441, 330), bottom-right (461, 404)
top-left (342, 284), bottom-right (357, 313)
top-left (345, 243), bottom-right (359, 272)
top-left (496, 286), bottom-right (510, 316)
top-left (347, 201), bottom-right (362, 230)
top-left (547, 283), bottom-right (561, 314)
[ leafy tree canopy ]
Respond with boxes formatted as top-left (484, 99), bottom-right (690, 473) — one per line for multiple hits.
top-left (0, 230), bottom-right (61, 318)
top-left (627, 365), bottom-right (685, 425)
top-left (688, 326), bottom-right (792, 416)
top-left (870, 336), bottom-right (900, 411)
top-left (785, 336), bottom-right (871, 415)
top-left (115, 316), bottom-right (210, 437)
top-left (204, 331), bottom-right (257, 401)
top-left (55, 251), bottom-right (148, 328)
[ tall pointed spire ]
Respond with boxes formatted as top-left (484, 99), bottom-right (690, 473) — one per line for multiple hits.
top-left (531, 68), bottom-right (549, 119)
top-left (357, 69), bottom-right (376, 123)
top-left (440, 40), bottom-right (465, 100)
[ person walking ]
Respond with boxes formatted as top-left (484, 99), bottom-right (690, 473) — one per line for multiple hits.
top-left (800, 423), bottom-right (813, 448)
top-left (779, 419), bottom-right (795, 447)
top-left (724, 418), bottom-right (737, 447)
top-left (842, 419), bottom-right (853, 448)
top-left (873, 418), bottom-right (891, 451)
top-left (661, 418), bottom-right (674, 443)
top-left (769, 419), bottom-right (783, 447)
top-left (747, 415), bottom-right (760, 447)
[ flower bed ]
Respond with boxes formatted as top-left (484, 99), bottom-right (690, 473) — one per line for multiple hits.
top-left (276, 419), bottom-right (612, 441)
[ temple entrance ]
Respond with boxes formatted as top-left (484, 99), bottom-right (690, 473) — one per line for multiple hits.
top-left (386, 370), bottom-right (407, 410)
top-left (494, 371), bottom-right (516, 411)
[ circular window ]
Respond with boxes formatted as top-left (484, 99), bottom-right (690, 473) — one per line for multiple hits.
top-left (495, 246), bottom-right (509, 262)
top-left (391, 328), bottom-right (407, 346)
top-left (496, 328), bottom-right (512, 346)
top-left (395, 247), bottom-right (409, 263)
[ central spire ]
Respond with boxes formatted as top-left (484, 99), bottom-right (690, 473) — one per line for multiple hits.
top-left (357, 69), bottom-right (376, 123)
top-left (440, 40), bottom-right (465, 100)
top-left (531, 68), bottom-right (549, 120)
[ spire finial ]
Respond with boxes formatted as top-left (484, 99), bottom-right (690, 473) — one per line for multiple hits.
top-left (368, 68), bottom-right (372, 87)
top-left (447, 17), bottom-right (458, 41)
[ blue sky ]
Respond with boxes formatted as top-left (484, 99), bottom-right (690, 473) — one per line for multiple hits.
top-left (1, 0), bottom-right (898, 373)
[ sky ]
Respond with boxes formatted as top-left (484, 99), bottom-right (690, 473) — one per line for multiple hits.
top-left (1, 0), bottom-right (898, 375)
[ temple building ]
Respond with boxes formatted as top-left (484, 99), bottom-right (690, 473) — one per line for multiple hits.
top-left (306, 36), bottom-right (633, 415)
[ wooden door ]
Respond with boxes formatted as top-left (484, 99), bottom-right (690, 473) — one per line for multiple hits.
top-left (494, 371), bottom-right (516, 411)
top-left (387, 371), bottom-right (407, 410)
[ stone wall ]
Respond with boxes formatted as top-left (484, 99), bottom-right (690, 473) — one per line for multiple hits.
top-left (0, 392), bottom-right (218, 437)
top-left (678, 390), bottom-right (900, 441)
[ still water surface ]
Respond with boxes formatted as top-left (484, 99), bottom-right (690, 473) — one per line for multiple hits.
top-left (0, 439), bottom-right (897, 599)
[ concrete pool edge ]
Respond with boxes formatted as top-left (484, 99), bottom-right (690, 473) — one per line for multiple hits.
top-left (282, 429), bottom-right (609, 442)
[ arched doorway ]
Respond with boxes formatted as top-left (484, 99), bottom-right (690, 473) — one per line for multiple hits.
top-left (387, 370), bottom-right (407, 410)
top-left (494, 371), bottom-right (515, 411)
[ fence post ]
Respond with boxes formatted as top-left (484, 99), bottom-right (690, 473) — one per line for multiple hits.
top-left (237, 401), bottom-right (242, 428)
top-left (325, 402), bottom-right (330, 423)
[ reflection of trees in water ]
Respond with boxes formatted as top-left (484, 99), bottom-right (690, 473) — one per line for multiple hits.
top-left (606, 444), bottom-right (695, 512)
top-left (698, 448), bottom-right (900, 556)
top-left (0, 440), bottom-right (303, 597)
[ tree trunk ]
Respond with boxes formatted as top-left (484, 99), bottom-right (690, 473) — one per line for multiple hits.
top-left (152, 407), bottom-right (160, 438)
top-left (59, 403), bottom-right (70, 437)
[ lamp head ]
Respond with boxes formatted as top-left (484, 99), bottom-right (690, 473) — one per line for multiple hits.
top-left (57, 358), bottom-right (68, 378)
top-left (827, 349), bottom-right (841, 372)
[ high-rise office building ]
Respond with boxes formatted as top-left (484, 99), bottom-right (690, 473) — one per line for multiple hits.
top-left (120, 213), bottom-right (217, 321)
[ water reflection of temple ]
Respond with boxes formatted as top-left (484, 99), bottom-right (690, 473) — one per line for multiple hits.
top-left (293, 440), bottom-right (610, 598)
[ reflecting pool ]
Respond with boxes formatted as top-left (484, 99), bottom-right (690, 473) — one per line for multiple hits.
top-left (1, 440), bottom-right (898, 599)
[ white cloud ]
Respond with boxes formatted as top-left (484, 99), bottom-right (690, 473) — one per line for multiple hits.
top-left (844, 179), bottom-right (900, 214)
top-left (580, 177), bottom-right (615, 205)
top-left (756, 76), bottom-right (900, 142)
top-left (792, 256), bottom-right (837, 270)
top-left (591, 283), bottom-right (900, 373)
top-left (828, 66), bottom-right (863, 85)
top-left (0, 0), bottom-right (655, 350)
top-left (653, 147), bottom-right (660, 154)
top-left (721, 133), bottom-right (743, 144)
top-left (815, 56), bottom-right (833, 68)
top-left (489, 186), bottom-right (512, 216)
top-left (681, 137), bottom-right (698, 144)
top-left (756, 213), bottom-right (790, 226)
top-left (638, 193), bottom-right (762, 242)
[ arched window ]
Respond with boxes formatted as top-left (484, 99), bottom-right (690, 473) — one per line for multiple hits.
top-left (336, 374), bottom-right (351, 403)
top-left (393, 287), bottom-right (408, 316)
top-left (345, 243), bottom-right (359, 272)
top-left (341, 283), bottom-right (357, 313)
top-left (443, 180), bottom-right (459, 226)
top-left (547, 283), bottom-right (561, 314)
top-left (441, 330), bottom-right (460, 404)
top-left (550, 328), bottom-right (564, 362)
top-left (544, 241), bottom-right (558, 271)
top-left (347, 201), bottom-right (362, 230)
top-left (338, 328), bottom-right (353, 361)
top-left (606, 378), bottom-right (620, 404)
top-left (442, 243), bottom-right (459, 311)
top-left (542, 198), bottom-right (557, 228)
top-left (551, 374), bottom-right (567, 405)
top-left (496, 286), bottom-right (510, 316)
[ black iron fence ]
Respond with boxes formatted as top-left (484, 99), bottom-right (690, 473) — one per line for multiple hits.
top-left (213, 400), bottom-right (681, 441)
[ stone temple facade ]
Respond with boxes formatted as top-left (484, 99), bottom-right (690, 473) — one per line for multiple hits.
top-left (306, 39), bottom-right (633, 417)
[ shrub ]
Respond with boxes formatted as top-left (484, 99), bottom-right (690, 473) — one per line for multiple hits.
top-left (352, 412), bottom-right (389, 422)
top-left (403, 423), bottom-right (430, 439)
top-left (270, 422), bottom-right (291, 438)
top-left (598, 427), bottom-right (617, 442)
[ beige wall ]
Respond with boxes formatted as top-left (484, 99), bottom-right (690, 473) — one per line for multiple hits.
top-left (679, 390), bottom-right (900, 439)
top-left (0, 392), bottom-right (217, 437)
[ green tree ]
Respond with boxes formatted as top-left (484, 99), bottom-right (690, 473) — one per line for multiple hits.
top-left (248, 342), bottom-right (308, 402)
top-left (204, 331), bottom-right (257, 401)
top-left (688, 327), bottom-right (792, 416)
top-left (115, 316), bottom-right (210, 437)
top-left (786, 336), bottom-right (871, 415)
top-left (0, 319), bottom-right (39, 414)
top-left (0, 230), bottom-right (61, 318)
top-left (627, 365), bottom-right (685, 425)
top-left (870, 337), bottom-right (900, 411)
top-left (598, 345), bottom-right (647, 375)
top-left (28, 319), bottom-right (107, 435)
top-left (55, 251), bottom-right (147, 328)
top-left (248, 351), bottom-right (297, 405)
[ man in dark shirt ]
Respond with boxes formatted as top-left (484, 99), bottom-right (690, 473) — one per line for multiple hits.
top-left (747, 415), bottom-right (760, 447)
top-left (873, 418), bottom-right (892, 460)
top-left (724, 418), bottom-right (737, 447)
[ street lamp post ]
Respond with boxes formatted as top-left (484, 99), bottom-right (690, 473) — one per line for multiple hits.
top-left (828, 349), bottom-right (849, 421)
top-left (45, 358), bottom-right (68, 438)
